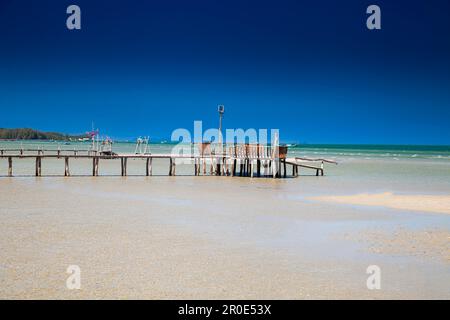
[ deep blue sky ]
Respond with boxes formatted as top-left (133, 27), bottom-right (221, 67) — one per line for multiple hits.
top-left (0, 0), bottom-right (449, 144)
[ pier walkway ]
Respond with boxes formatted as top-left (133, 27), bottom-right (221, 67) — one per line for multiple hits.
top-left (0, 144), bottom-right (336, 178)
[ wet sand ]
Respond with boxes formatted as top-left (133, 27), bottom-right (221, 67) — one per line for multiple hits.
top-left (1, 172), bottom-right (449, 299)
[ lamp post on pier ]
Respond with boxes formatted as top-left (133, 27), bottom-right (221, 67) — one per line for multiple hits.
top-left (217, 105), bottom-right (225, 175)
top-left (218, 105), bottom-right (225, 145)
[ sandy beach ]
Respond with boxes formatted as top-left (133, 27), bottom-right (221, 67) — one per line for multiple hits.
top-left (311, 192), bottom-right (450, 215)
top-left (1, 149), bottom-right (450, 299)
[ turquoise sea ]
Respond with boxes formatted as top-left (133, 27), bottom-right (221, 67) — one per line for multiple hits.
top-left (1, 140), bottom-right (449, 161)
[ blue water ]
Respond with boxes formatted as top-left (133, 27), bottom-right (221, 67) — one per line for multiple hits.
top-left (1, 140), bottom-right (449, 161)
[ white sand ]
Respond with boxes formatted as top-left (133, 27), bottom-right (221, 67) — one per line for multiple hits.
top-left (311, 192), bottom-right (450, 215)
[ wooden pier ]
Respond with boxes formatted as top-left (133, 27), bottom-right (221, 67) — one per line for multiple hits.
top-left (0, 144), bottom-right (336, 178)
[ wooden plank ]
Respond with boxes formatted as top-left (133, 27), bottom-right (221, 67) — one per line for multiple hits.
top-left (294, 157), bottom-right (338, 164)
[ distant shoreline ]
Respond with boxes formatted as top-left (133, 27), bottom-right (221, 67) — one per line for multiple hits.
top-left (1, 128), bottom-right (449, 149)
top-left (0, 128), bottom-right (86, 141)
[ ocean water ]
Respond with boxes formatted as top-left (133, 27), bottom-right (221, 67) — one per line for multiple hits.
top-left (1, 140), bottom-right (450, 195)
top-left (1, 140), bottom-right (449, 160)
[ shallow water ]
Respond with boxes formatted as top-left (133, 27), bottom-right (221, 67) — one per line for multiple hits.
top-left (0, 141), bottom-right (449, 299)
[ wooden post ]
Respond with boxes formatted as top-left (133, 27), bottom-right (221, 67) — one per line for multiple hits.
top-left (224, 157), bottom-right (228, 176)
top-left (35, 157), bottom-right (39, 176)
top-left (146, 158), bottom-right (151, 176)
top-left (283, 159), bottom-right (287, 178)
top-left (273, 160), bottom-right (277, 179)
top-left (95, 158), bottom-right (99, 176)
top-left (92, 158), bottom-right (96, 176)
top-left (169, 158), bottom-right (173, 176)
top-left (194, 158), bottom-right (198, 176)
top-left (216, 159), bottom-right (221, 176)
top-left (149, 157), bottom-right (153, 176)
top-left (172, 159), bottom-right (176, 176)
top-left (64, 157), bottom-right (70, 176)
top-left (8, 157), bottom-right (12, 176)
top-left (121, 157), bottom-right (127, 176)
top-left (257, 160), bottom-right (261, 177)
top-left (278, 160), bottom-right (282, 178)
top-left (35, 157), bottom-right (42, 176)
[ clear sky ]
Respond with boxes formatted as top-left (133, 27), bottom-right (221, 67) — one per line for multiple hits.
top-left (0, 0), bottom-right (449, 144)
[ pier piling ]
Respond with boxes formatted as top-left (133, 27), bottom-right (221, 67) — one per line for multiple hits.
top-left (35, 157), bottom-right (39, 176)
top-left (92, 157), bottom-right (99, 176)
top-left (8, 157), bottom-right (12, 176)
top-left (64, 157), bottom-right (70, 176)
top-left (121, 158), bottom-right (127, 176)
top-left (146, 158), bottom-right (152, 176)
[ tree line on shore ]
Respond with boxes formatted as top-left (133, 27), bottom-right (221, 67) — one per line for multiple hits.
top-left (0, 128), bottom-right (86, 141)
